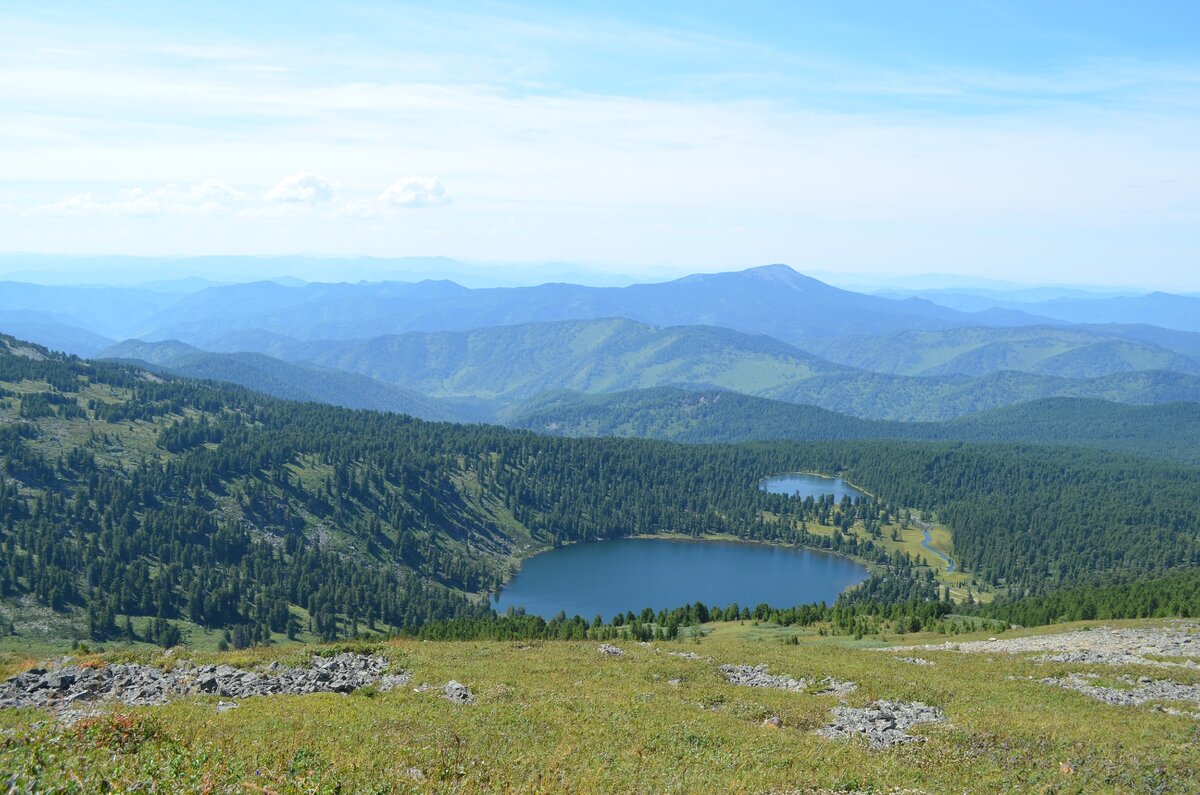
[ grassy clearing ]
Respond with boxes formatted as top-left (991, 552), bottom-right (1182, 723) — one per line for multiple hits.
top-left (1, 620), bottom-right (1197, 793)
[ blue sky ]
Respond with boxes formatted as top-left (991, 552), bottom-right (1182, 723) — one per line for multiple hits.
top-left (1, 1), bottom-right (1198, 287)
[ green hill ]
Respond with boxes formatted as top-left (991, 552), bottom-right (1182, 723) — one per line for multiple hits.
top-left (807, 325), bottom-right (1200, 378)
top-left (99, 339), bottom-right (482, 422)
top-left (506, 387), bottom-right (1200, 465)
top-left (234, 317), bottom-right (852, 402)
top-left (184, 318), bottom-right (1200, 421)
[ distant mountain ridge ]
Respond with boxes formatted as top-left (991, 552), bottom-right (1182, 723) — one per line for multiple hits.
top-left (889, 287), bottom-right (1200, 333)
top-left (130, 264), bottom-right (1050, 348)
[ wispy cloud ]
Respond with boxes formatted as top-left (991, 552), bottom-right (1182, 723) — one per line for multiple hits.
top-left (29, 175), bottom-right (453, 220)
top-left (28, 180), bottom-right (245, 217)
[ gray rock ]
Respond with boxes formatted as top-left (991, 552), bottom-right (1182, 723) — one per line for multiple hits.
top-left (1042, 672), bottom-right (1200, 716)
top-left (441, 680), bottom-right (476, 705)
top-left (816, 700), bottom-right (947, 749)
top-left (720, 663), bottom-right (809, 691)
top-left (598, 644), bottom-right (624, 656)
top-left (0, 653), bottom-right (406, 713)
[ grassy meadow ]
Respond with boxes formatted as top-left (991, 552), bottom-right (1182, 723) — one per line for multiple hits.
top-left (1, 619), bottom-right (1197, 793)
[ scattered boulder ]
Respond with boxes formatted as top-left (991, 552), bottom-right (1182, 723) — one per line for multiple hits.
top-left (816, 700), bottom-right (947, 749)
top-left (668, 651), bottom-right (701, 661)
top-left (0, 654), bottom-right (406, 713)
top-left (598, 644), bottom-right (624, 656)
top-left (442, 680), bottom-right (476, 705)
top-left (762, 715), bottom-right (783, 729)
top-left (897, 657), bottom-right (934, 667)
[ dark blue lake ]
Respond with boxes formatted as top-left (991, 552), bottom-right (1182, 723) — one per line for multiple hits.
top-left (492, 537), bottom-right (867, 621)
top-left (760, 473), bottom-right (868, 500)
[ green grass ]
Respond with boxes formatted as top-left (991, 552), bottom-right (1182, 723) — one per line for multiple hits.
top-left (1, 619), bottom-right (1197, 792)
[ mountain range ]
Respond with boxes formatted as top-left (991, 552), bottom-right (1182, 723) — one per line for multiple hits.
top-left (2, 262), bottom-right (1197, 429)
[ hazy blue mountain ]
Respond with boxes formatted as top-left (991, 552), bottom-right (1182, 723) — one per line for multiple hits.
top-left (1024, 293), bottom-right (1200, 332)
top-left (99, 339), bottom-right (481, 422)
top-left (0, 310), bottom-right (114, 356)
top-left (506, 387), bottom-right (1200, 465)
top-left (882, 286), bottom-right (1200, 333)
top-left (134, 265), bottom-right (1051, 348)
top-left (0, 282), bottom-right (184, 339)
top-left (806, 326), bottom-right (1200, 378)
top-left (1074, 323), bottom-right (1200, 363)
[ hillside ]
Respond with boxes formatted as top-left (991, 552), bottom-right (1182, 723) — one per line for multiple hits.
top-left (3, 618), bottom-right (1199, 792)
top-left (98, 338), bottom-right (479, 422)
top-left (773, 367), bottom-right (1200, 420)
top-left (2, 334), bottom-right (1200, 649)
top-left (229, 318), bottom-right (851, 402)
top-left (157, 318), bottom-right (1200, 421)
top-left (806, 325), bottom-right (1200, 378)
top-left (506, 387), bottom-right (1200, 465)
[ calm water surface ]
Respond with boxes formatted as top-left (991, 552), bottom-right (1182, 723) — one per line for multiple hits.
top-left (760, 473), bottom-right (867, 500)
top-left (492, 538), bottom-right (866, 620)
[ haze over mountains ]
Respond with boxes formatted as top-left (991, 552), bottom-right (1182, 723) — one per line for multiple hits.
top-left (3, 261), bottom-right (1199, 429)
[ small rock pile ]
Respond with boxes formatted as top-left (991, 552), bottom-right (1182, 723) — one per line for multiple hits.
top-left (816, 700), bottom-right (947, 749)
top-left (441, 680), bottom-right (476, 705)
top-left (1041, 672), bottom-right (1200, 716)
top-left (0, 653), bottom-right (410, 712)
top-left (896, 657), bottom-right (934, 667)
top-left (720, 663), bottom-right (808, 691)
top-left (719, 664), bottom-right (857, 695)
top-left (598, 644), bottom-right (624, 656)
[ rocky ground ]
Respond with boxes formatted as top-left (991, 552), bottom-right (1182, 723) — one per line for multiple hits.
top-left (0, 653), bottom-right (410, 713)
top-left (1041, 672), bottom-right (1200, 718)
top-left (882, 622), bottom-right (1200, 668)
top-left (816, 701), bottom-right (947, 750)
top-left (719, 663), bottom-right (858, 696)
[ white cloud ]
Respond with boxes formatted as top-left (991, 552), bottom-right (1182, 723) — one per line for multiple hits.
top-left (28, 180), bottom-right (245, 217)
top-left (265, 172), bottom-right (335, 203)
top-left (378, 176), bottom-right (450, 208)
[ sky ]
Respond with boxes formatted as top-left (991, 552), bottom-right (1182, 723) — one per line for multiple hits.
top-left (1, 1), bottom-right (1199, 288)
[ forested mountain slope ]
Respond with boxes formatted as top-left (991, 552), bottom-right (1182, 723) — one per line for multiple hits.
top-left (507, 388), bottom-right (1200, 465)
top-left (1, 335), bottom-right (1197, 647)
top-left (806, 325), bottom-right (1200, 378)
top-left (99, 338), bottom-right (479, 422)
top-left (206, 318), bottom-right (850, 402)
top-left (142, 318), bottom-right (1200, 421)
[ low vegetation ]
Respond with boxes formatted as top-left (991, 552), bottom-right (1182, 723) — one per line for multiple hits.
top-left (1, 619), bottom-right (1198, 793)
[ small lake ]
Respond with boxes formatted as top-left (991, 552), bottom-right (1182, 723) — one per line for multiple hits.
top-left (492, 538), bottom-right (867, 620)
top-left (760, 473), bottom-right (867, 501)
